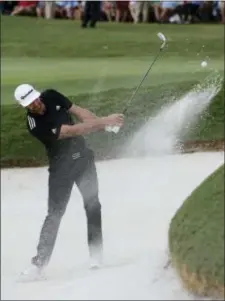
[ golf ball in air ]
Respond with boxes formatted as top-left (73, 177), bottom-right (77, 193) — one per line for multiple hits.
top-left (201, 61), bottom-right (207, 67)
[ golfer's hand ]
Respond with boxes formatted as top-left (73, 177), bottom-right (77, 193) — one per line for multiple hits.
top-left (104, 114), bottom-right (124, 127)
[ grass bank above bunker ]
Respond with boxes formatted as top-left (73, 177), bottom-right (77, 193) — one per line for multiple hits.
top-left (168, 164), bottom-right (224, 299)
top-left (1, 83), bottom-right (224, 168)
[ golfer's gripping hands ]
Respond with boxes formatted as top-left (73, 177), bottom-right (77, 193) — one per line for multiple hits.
top-left (59, 113), bottom-right (124, 138)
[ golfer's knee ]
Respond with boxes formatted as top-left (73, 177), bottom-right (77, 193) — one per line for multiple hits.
top-left (48, 200), bottom-right (67, 218)
top-left (84, 196), bottom-right (101, 214)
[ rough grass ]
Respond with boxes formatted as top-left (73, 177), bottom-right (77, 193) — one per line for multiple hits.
top-left (168, 164), bottom-right (225, 299)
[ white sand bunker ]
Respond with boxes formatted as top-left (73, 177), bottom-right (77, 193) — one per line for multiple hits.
top-left (1, 152), bottom-right (224, 300)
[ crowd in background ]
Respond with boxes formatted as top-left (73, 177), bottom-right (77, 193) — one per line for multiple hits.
top-left (0, 1), bottom-right (224, 24)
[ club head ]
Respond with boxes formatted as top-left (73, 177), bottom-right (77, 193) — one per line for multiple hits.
top-left (157, 32), bottom-right (167, 49)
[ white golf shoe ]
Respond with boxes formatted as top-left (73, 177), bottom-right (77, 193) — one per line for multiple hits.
top-left (89, 250), bottom-right (103, 270)
top-left (90, 257), bottom-right (103, 269)
top-left (19, 265), bottom-right (46, 282)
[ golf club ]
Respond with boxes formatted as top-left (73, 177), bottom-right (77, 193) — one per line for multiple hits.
top-left (106, 32), bottom-right (167, 133)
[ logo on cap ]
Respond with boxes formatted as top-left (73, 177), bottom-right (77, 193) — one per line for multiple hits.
top-left (21, 89), bottom-right (34, 100)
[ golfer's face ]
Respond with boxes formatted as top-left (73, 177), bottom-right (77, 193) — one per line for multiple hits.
top-left (27, 98), bottom-right (45, 114)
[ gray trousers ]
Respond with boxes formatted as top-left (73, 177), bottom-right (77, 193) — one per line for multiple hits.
top-left (32, 154), bottom-right (102, 268)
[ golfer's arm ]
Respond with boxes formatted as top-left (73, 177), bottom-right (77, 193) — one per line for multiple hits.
top-left (68, 104), bottom-right (98, 121)
top-left (58, 119), bottom-right (106, 139)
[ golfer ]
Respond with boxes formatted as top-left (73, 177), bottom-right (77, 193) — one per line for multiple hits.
top-left (14, 84), bottom-right (124, 280)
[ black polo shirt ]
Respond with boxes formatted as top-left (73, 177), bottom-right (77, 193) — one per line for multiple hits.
top-left (27, 89), bottom-right (90, 168)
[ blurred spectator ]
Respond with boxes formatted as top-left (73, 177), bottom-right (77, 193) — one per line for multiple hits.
top-left (36, 1), bottom-right (45, 17)
top-left (55, 1), bottom-right (67, 18)
top-left (169, 1), bottom-right (201, 24)
top-left (159, 1), bottom-right (179, 22)
top-left (218, 1), bottom-right (224, 23)
top-left (36, 1), bottom-right (56, 19)
top-left (11, 1), bottom-right (37, 16)
top-left (151, 1), bottom-right (161, 22)
top-left (1, 0), bottom-right (224, 24)
top-left (1, 1), bottom-right (17, 14)
top-left (81, 1), bottom-right (101, 28)
top-left (182, 1), bottom-right (201, 24)
top-left (129, 0), bottom-right (138, 23)
top-left (135, 1), bottom-right (150, 23)
top-left (45, 1), bottom-right (55, 19)
top-left (0, 1), bottom-right (4, 14)
top-left (115, 1), bottom-right (129, 22)
top-left (54, 1), bottom-right (81, 20)
top-left (198, 1), bottom-right (214, 22)
top-left (102, 1), bottom-right (115, 22)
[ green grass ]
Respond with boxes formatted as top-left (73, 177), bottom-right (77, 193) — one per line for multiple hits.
top-left (3, 56), bottom-right (223, 105)
top-left (168, 164), bottom-right (225, 298)
top-left (1, 16), bottom-right (224, 104)
top-left (1, 16), bottom-right (224, 167)
top-left (186, 84), bottom-right (224, 141)
top-left (2, 17), bottom-right (224, 59)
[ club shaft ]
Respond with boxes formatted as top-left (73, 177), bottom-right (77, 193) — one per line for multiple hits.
top-left (122, 48), bottom-right (163, 115)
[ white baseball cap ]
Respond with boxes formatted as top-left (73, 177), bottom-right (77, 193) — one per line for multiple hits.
top-left (14, 84), bottom-right (41, 107)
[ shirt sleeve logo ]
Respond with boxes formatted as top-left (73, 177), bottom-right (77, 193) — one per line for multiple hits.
top-left (51, 128), bottom-right (57, 134)
top-left (27, 116), bottom-right (36, 130)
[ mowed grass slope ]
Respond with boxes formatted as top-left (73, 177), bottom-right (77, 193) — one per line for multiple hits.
top-left (1, 16), bottom-right (224, 167)
top-left (1, 16), bottom-right (224, 103)
top-left (169, 164), bottom-right (225, 298)
top-left (2, 16), bottom-right (224, 59)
